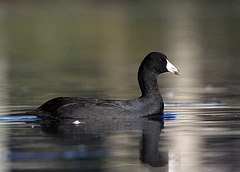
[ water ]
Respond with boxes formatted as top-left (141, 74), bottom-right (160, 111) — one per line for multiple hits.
top-left (0, 1), bottom-right (240, 172)
top-left (0, 103), bottom-right (239, 171)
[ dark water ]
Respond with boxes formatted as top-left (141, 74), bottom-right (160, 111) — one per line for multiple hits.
top-left (0, 1), bottom-right (240, 172)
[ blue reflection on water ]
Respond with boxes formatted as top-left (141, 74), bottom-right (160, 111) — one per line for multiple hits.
top-left (163, 113), bottom-right (185, 121)
top-left (0, 116), bottom-right (41, 121)
top-left (9, 150), bottom-right (108, 161)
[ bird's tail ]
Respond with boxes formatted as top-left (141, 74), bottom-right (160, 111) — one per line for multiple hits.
top-left (25, 109), bottom-right (51, 118)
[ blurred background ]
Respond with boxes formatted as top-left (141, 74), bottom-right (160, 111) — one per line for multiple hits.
top-left (0, 1), bottom-right (240, 171)
top-left (0, 0), bottom-right (239, 106)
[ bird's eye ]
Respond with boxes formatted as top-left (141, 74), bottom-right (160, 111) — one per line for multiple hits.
top-left (158, 59), bottom-right (163, 62)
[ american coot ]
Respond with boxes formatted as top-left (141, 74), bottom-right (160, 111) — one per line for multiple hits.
top-left (26, 52), bottom-right (180, 119)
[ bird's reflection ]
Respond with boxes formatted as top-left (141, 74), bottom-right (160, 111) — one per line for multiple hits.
top-left (140, 117), bottom-right (168, 167)
top-left (36, 115), bottom-right (168, 168)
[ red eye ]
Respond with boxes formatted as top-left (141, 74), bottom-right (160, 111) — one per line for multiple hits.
top-left (158, 59), bottom-right (163, 62)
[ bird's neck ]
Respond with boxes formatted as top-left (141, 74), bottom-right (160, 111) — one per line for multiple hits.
top-left (138, 66), bottom-right (160, 98)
